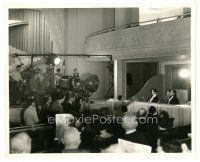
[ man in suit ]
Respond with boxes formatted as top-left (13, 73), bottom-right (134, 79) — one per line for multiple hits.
top-left (146, 106), bottom-right (159, 152)
top-left (168, 89), bottom-right (180, 105)
top-left (62, 92), bottom-right (76, 115)
top-left (62, 127), bottom-right (88, 153)
top-left (51, 93), bottom-right (65, 116)
top-left (121, 113), bottom-right (149, 146)
top-left (149, 89), bottom-right (159, 103)
top-left (54, 68), bottom-right (62, 88)
top-left (39, 95), bottom-right (52, 123)
top-left (165, 89), bottom-right (171, 104)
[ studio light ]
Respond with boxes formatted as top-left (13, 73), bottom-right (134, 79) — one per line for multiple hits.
top-left (179, 68), bottom-right (190, 78)
top-left (54, 57), bottom-right (61, 65)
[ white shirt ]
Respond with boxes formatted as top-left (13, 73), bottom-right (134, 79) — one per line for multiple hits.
top-left (149, 94), bottom-right (157, 102)
top-left (168, 96), bottom-right (173, 103)
top-left (24, 105), bottom-right (39, 126)
top-left (125, 129), bottom-right (136, 134)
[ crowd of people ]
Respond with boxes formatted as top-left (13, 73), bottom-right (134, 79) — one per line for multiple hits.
top-left (9, 65), bottom-right (190, 153)
top-left (21, 90), bottom-right (83, 127)
top-left (10, 94), bottom-right (191, 153)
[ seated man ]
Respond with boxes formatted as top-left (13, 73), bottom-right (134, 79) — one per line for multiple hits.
top-left (159, 125), bottom-right (191, 140)
top-left (146, 106), bottom-right (159, 152)
top-left (121, 113), bottom-right (149, 146)
top-left (136, 108), bottom-right (148, 132)
top-left (24, 98), bottom-right (39, 127)
top-left (149, 89), bottom-right (159, 103)
top-left (158, 110), bottom-right (170, 130)
top-left (56, 114), bottom-right (75, 144)
top-left (157, 139), bottom-right (183, 153)
top-left (79, 125), bottom-right (101, 153)
top-left (95, 124), bottom-right (118, 150)
top-left (168, 89), bottom-right (180, 105)
top-left (10, 132), bottom-right (31, 153)
top-left (164, 89), bottom-right (171, 104)
top-left (62, 127), bottom-right (85, 153)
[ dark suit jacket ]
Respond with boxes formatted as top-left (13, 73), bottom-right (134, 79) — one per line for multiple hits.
top-left (39, 103), bottom-right (50, 123)
top-left (168, 96), bottom-right (180, 104)
top-left (52, 100), bottom-right (63, 116)
top-left (62, 101), bottom-right (74, 115)
top-left (150, 95), bottom-right (159, 103)
top-left (146, 114), bottom-right (159, 151)
top-left (159, 125), bottom-right (191, 140)
top-left (96, 136), bottom-right (118, 149)
top-left (122, 131), bottom-right (149, 146)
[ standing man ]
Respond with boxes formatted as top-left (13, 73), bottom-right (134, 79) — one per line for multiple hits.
top-left (39, 95), bottom-right (52, 123)
top-left (24, 98), bottom-right (39, 127)
top-left (55, 68), bottom-right (62, 88)
top-left (71, 68), bottom-right (81, 90)
top-left (51, 93), bottom-right (65, 116)
top-left (70, 68), bottom-right (82, 110)
top-left (62, 92), bottom-right (76, 115)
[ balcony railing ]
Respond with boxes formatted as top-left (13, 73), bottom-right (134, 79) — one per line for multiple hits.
top-left (87, 13), bottom-right (191, 38)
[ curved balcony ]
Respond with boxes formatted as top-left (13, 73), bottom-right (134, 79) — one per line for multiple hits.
top-left (9, 20), bottom-right (29, 27)
top-left (84, 13), bottom-right (191, 60)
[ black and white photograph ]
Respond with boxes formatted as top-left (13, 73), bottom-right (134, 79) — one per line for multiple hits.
top-left (1, 0), bottom-right (197, 157)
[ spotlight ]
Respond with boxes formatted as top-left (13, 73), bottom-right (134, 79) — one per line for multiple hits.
top-left (54, 57), bottom-right (61, 65)
top-left (179, 68), bottom-right (190, 78)
top-left (46, 54), bottom-right (60, 66)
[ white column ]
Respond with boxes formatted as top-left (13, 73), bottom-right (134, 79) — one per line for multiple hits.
top-left (114, 59), bottom-right (126, 99)
top-left (114, 8), bottom-right (139, 99)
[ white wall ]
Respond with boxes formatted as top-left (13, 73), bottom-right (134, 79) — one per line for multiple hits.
top-left (139, 8), bottom-right (183, 22)
top-left (66, 8), bottom-right (114, 54)
top-left (159, 59), bottom-right (191, 74)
